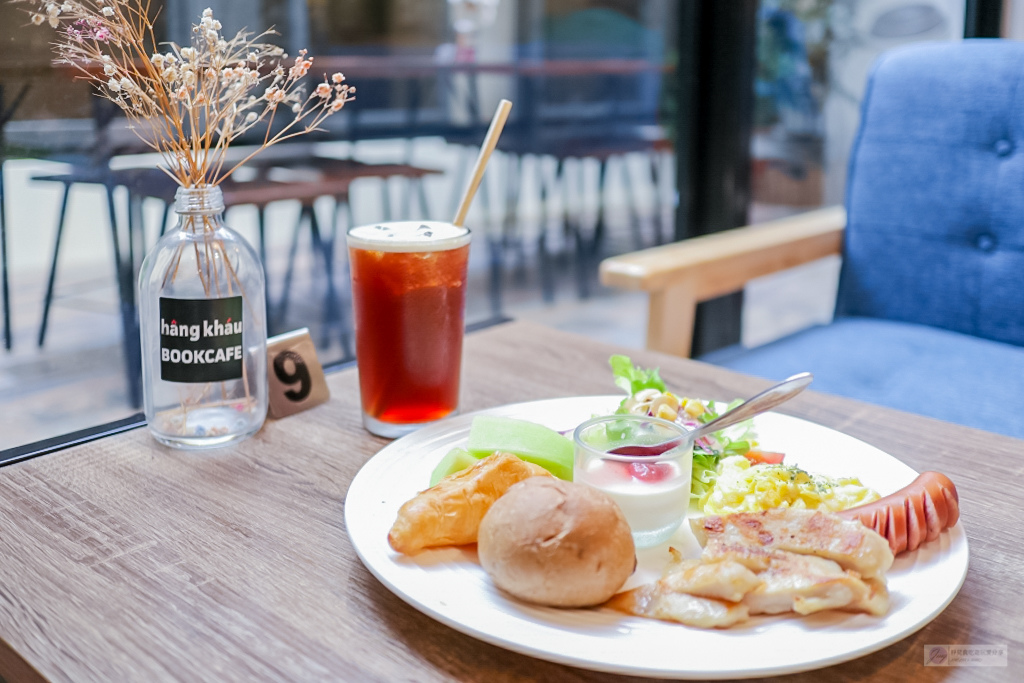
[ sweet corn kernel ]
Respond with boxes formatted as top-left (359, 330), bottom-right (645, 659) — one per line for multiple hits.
top-left (656, 404), bottom-right (678, 421)
top-left (684, 401), bottom-right (704, 418)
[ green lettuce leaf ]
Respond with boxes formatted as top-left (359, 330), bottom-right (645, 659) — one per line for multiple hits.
top-left (609, 355), bottom-right (667, 396)
top-left (690, 450), bottom-right (721, 506)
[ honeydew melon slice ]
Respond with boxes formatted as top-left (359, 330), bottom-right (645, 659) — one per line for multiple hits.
top-left (466, 415), bottom-right (574, 481)
top-left (429, 448), bottom-right (479, 487)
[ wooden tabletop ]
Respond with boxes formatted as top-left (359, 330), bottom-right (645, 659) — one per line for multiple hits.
top-left (0, 321), bottom-right (1019, 682)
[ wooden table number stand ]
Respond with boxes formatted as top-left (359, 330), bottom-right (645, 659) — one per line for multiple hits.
top-left (266, 328), bottom-right (330, 419)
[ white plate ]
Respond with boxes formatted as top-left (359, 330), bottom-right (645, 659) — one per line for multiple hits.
top-left (345, 396), bottom-right (969, 679)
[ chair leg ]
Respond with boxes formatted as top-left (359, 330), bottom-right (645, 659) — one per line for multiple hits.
top-left (576, 158), bottom-right (609, 300)
top-left (345, 195), bottom-right (356, 234)
top-left (404, 176), bottom-right (417, 219)
top-left (256, 205), bottom-right (267, 270)
top-left (650, 150), bottom-right (666, 245)
top-left (591, 159), bottom-right (611, 283)
top-left (107, 185), bottom-right (141, 409)
top-left (448, 145), bottom-right (470, 220)
top-left (538, 156), bottom-right (572, 295)
top-left (120, 297), bottom-right (142, 410)
top-left (490, 153), bottom-right (520, 313)
top-left (569, 206), bottom-right (593, 301)
top-left (274, 204), bottom-right (306, 333)
top-left (37, 182), bottom-right (72, 347)
top-left (537, 231), bottom-right (555, 303)
top-left (567, 160), bottom-right (589, 300)
top-left (571, 214), bottom-right (587, 299)
top-left (417, 177), bottom-right (431, 220)
top-left (593, 159), bottom-right (609, 258)
top-left (334, 195), bottom-right (354, 359)
top-left (254, 205), bottom-right (271, 324)
top-left (620, 155), bottom-right (645, 250)
top-left (401, 138), bottom-right (416, 219)
top-left (502, 154), bottom-right (528, 286)
top-left (533, 156), bottom-right (561, 300)
top-left (106, 184), bottom-right (126, 294)
top-left (381, 177), bottom-right (392, 222)
top-left (158, 200), bottom-right (171, 238)
top-left (0, 163), bottom-right (11, 350)
top-left (544, 158), bottom-right (593, 301)
top-left (127, 191), bottom-right (144, 271)
top-left (307, 204), bottom-right (342, 350)
top-left (486, 235), bottom-right (504, 319)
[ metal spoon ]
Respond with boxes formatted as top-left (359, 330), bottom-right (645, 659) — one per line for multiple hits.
top-left (606, 373), bottom-right (813, 456)
top-left (689, 372), bottom-right (813, 441)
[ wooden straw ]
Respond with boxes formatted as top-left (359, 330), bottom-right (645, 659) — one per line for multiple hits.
top-left (452, 99), bottom-right (513, 227)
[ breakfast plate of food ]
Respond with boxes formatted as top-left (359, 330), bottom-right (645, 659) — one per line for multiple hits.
top-left (344, 358), bottom-right (968, 679)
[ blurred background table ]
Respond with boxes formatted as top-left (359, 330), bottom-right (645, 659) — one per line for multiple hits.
top-left (0, 321), bottom-right (1017, 682)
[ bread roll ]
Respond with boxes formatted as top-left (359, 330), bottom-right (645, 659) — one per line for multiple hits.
top-left (478, 477), bottom-right (635, 607)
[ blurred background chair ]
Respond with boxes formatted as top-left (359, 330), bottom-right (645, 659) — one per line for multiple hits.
top-left (511, 8), bottom-right (666, 300)
top-left (449, 7), bottom-right (667, 314)
top-left (30, 97), bottom-right (148, 406)
top-left (601, 40), bottom-right (1024, 439)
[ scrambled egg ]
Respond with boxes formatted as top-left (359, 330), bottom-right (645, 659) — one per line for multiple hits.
top-left (700, 456), bottom-right (880, 515)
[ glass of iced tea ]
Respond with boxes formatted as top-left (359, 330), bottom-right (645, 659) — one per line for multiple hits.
top-left (347, 221), bottom-right (471, 438)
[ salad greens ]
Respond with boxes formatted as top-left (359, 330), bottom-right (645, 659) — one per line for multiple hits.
top-left (610, 354), bottom-right (666, 396)
top-left (608, 356), bottom-right (761, 506)
top-left (688, 398), bottom-right (759, 502)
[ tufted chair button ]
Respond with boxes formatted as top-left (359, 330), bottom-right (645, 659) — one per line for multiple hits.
top-left (976, 233), bottom-right (997, 252)
top-left (995, 139), bottom-right (1014, 157)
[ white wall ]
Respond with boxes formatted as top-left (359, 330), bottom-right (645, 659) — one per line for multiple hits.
top-left (1004, 0), bottom-right (1024, 37)
top-left (824, 0), bottom-right (965, 204)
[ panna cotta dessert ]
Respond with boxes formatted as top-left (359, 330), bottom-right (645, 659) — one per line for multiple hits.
top-left (573, 415), bottom-right (693, 548)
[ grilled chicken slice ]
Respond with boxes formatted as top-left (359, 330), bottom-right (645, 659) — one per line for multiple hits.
top-left (741, 551), bottom-right (885, 616)
top-left (848, 578), bottom-right (890, 617)
top-left (606, 509), bottom-right (893, 630)
top-left (659, 548), bottom-right (762, 603)
top-left (695, 541), bottom-right (774, 572)
top-left (691, 509), bottom-right (894, 579)
top-left (606, 583), bottom-right (750, 629)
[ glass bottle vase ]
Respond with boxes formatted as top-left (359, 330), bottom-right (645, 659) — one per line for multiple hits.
top-left (138, 185), bottom-right (268, 448)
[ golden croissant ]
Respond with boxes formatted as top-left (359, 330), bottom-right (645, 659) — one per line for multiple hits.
top-left (388, 452), bottom-right (552, 555)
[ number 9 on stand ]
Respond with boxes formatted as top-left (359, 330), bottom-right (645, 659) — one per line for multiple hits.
top-left (266, 328), bottom-right (330, 419)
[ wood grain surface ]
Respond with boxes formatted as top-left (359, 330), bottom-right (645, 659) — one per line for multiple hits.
top-left (0, 321), bottom-right (1020, 682)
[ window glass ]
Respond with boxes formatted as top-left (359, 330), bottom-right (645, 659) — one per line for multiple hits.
top-left (0, 0), bottom-right (676, 451)
top-left (745, 0), bottom-right (965, 348)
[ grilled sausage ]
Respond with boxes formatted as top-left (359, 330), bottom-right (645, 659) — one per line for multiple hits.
top-left (838, 472), bottom-right (959, 555)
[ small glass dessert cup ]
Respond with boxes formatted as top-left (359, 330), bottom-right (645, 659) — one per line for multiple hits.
top-left (573, 415), bottom-right (693, 549)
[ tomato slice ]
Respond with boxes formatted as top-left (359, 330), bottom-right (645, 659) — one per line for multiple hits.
top-left (745, 449), bottom-right (785, 465)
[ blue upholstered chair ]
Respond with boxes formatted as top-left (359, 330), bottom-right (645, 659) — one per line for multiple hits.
top-left (600, 40), bottom-right (1024, 439)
